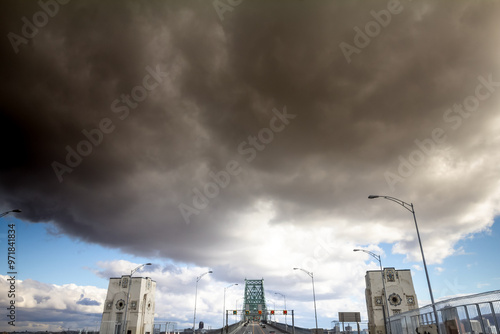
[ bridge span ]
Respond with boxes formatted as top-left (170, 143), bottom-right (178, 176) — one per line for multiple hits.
top-left (230, 321), bottom-right (289, 334)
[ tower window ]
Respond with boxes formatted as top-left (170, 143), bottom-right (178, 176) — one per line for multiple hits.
top-left (386, 270), bottom-right (395, 282)
top-left (388, 293), bottom-right (402, 306)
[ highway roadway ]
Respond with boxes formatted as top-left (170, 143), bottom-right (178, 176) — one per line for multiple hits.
top-left (232, 321), bottom-right (284, 334)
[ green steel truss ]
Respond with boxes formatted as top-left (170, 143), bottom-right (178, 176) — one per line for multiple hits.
top-left (243, 279), bottom-right (267, 321)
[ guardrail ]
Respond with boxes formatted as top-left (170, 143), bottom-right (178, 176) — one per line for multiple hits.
top-left (388, 290), bottom-right (500, 334)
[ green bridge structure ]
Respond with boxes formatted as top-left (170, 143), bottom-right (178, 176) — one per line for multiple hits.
top-left (243, 279), bottom-right (267, 321)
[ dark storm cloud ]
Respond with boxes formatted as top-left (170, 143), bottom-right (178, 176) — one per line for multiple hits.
top-left (1, 0), bottom-right (500, 265)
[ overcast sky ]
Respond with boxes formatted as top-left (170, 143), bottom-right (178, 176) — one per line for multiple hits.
top-left (1, 0), bottom-right (500, 331)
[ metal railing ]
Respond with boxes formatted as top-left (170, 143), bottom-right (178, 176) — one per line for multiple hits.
top-left (388, 290), bottom-right (500, 334)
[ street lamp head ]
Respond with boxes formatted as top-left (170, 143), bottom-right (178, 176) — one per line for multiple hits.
top-left (145, 263), bottom-right (152, 266)
top-left (353, 249), bottom-right (361, 252)
top-left (368, 195), bottom-right (380, 199)
top-left (208, 270), bottom-right (213, 273)
top-left (11, 209), bottom-right (21, 213)
top-left (293, 268), bottom-right (298, 270)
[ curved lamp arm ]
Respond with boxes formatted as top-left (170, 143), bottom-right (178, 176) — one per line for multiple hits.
top-left (353, 249), bottom-right (381, 262)
top-left (197, 270), bottom-right (213, 282)
top-left (293, 267), bottom-right (313, 278)
top-left (0, 209), bottom-right (21, 218)
top-left (131, 263), bottom-right (152, 276)
top-left (368, 195), bottom-right (414, 213)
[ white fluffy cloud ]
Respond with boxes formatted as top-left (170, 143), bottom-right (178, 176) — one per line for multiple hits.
top-left (0, 275), bottom-right (106, 331)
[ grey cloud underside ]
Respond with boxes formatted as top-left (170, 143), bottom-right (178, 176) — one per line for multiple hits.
top-left (1, 0), bottom-right (500, 265)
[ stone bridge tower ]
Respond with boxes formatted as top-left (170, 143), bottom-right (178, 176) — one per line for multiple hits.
top-left (100, 275), bottom-right (156, 334)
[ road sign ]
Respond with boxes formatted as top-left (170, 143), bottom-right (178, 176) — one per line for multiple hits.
top-left (339, 312), bottom-right (361, 322)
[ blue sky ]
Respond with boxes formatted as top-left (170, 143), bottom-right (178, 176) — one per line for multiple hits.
top-left (1, 214), bottom-right (499, 330)
top-left (377, 218), bottom-right (500, 302)
top-left (11, 216), bottom-right (500, 297)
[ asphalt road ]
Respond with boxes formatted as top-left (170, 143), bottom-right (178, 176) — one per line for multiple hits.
top-left (233, 321), bottom-right (283, 334)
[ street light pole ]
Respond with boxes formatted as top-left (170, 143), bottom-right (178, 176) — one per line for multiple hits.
top-left (122, 263), bottom-right (152, 334)
top-left (193, 271), bottom-right (213, 333)
top-left (234, 298), bottom-right (244, 323)
top-left (353, 249), bottom-right (391, 334)
top-left (368, 195), bottom-right (440, 334)
top-left (275, 292), bottom-right (287, 331)
top-left (223, 283), bottom-right (238, 330)
top-left (236, 299), bottom-right (242, 324)
top-left (293, 268), bottom-right (318, 332)
top-left (0, 209), bottom-right (21, 218)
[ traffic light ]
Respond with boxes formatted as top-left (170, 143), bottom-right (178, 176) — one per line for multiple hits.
top-left (258, 310), bottom-right (262, 314)
top-left (233, 310), bottom-right (237, 315)
top-left (245, 310), bottom-right (250, 315)
top-left (270, 310), bottom-right (275, 315)
top-left (283, 310), bottom-right (287, 315)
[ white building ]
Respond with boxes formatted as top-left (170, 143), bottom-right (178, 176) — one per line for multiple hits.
top-left (100, 275), bottom-right (156, 334)
top-left (365, 268), bottom-right (419, 334)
